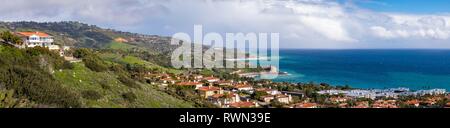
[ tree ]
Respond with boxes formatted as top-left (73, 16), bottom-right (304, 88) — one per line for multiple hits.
top-left (252, 91), bottom-right (269, 100)
top-left (0, 31), bottom-right (23, 45)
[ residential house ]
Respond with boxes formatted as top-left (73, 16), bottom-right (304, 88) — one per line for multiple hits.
top-left (294, 103), bottom-right (318, 108)
top-left (198, 86), bottom-right (223, 99)
top-left (234, 84), bottom-right (254, 92)
top-left (209, 92), bottom-right (241, 108)
top-left (176, 82), bottom-right (204, 89)
top-left (161, 78), bottom-right (176, 85)
top-left (217, 80), bottom-right (233, 86)
top-left (15, 31), bottom-right (68, 56)
top-left (329, 97), bottom-right (348, 103)
top-left (229, 101), bottom-right (257, 108)
top-left (192, 75), bottom-right (204, 80)
top-left (275, 94), bottom-right (292, 104)
top-left (406, 100), bottom-right (420, 107)
top-left (203, 76), bottom-right (220, 83)
top-left (352, 101), bottom-right (370, 108)
top-left (372, 100), bottom-right (398, 108)
top-left (255, 87), bottom-right (280, 95)
top-left (260, 95), bottom-right (275, 103)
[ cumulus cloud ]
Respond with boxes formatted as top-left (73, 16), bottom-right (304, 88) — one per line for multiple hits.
top-left (1, 0), bottom-right (450, 48)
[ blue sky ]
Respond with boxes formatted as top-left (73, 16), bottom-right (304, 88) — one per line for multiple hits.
top-left (350, 0), bottom-right (450, 14)
top-left (0, 0), bottom-right (450, 49)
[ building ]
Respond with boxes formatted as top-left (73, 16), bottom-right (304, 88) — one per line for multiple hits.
top-left (260, 95), bottom-right (275, 103)
top-left (15, 31), bottom-right (69, 56)
top-left (217, 80), bottom-right (233, 86)
top-left (406, 100), bottom-right (420, 107)
top-left (161, 78), bottom-right (176, 85)
top-left (275, 94), bottom-right (292, 104)
top-left (203, 76), bottom-right (220, 83)
top-left (234, 84), bottom-right (254, 92)
top-left (229, 101), bottom-right (256, 108)
top-left (176, 82), bottom-right (204, 89)
top-left (16, 32), bottom-right (58, 49)
top-left (294, 103), bottom-right (318, 108)
top-left (209, 93), bottom-right (241, 108)
top-left (445, 102), bottom-right (450, 108)
top-left (198, 86), bottom-right (223, 99)
top-left (255, 87), bottom-right (280, 95)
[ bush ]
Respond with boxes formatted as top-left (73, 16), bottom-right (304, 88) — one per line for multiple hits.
top-left (81, 90), bottom-right (102, 100)
top-left (118, 75), bottom-right (140, 88)
top-left (83, 55), bottom-right (108, 72)
top-left (62, 61), bottom-right (74, 69)
top-left (0, 66), bottom-right (81, 108)
top-left (122, 92), bottom-right (137, 102)
top-left (99, 80), bottom-right (111, 90)
top-left (0, 31), bottom-right (23, 45)
top-left (73, 48), bottom-right (92, 58)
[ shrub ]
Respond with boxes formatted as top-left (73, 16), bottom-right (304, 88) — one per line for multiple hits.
top-left (83, 55), bottom-right (108, 72)
top-left (81, 90), bottom-right (102, 100)
top-left (118, 75), bottom-right (140, 89)
top-left (0, 66), bottom-right (81, 108)
top-left (0, 31), bottom-right (23, 45)
top-left (99, 80), bottom-right (111, 90)
top-left (62, 61), bottom-right (74, 69)
top-left (73, 48), bottom-right (92, 58)
top-left (122, 92), bottom-right (137, 102)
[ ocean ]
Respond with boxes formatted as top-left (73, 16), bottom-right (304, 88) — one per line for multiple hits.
top-left (271, 49), bottom-right (450, 90)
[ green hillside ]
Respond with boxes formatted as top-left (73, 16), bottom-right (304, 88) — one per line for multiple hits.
top-left (0, 21), bottom-right (196, 108)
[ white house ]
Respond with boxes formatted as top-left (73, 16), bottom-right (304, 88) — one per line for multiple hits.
top-left (16, 31), bottom-right (69, 56)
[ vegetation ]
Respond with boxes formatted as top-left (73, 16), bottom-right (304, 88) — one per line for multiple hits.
top-left (0, 31), bottom-right (23, 45)
top-left (0, 46), bottom-right (81, 108)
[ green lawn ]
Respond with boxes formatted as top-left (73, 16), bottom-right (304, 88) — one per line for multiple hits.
top-left (53, 63), bottom-right (194, 108)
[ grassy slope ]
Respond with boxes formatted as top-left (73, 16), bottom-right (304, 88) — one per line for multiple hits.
top-left (54, 63), bottom-right (193, 108)
top-left (103, 41), bottom-right (182, 74)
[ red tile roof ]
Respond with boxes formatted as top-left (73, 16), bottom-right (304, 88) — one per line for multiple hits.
top-left (176, 82), bottom-right (203, 86)
top-left (234, 84), bottom-right (252, 88)
top-left (295, 103), bottom-right (318, 108)
top-left (16, 32), bottom-right (50, 37)
top-left (229, 102), bottom-right (255, 108)
top-left (198, 86), bottom-right (221, 91)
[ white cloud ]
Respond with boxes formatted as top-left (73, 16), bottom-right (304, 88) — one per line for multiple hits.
top-left (1, 0), bottom-right (450, 48)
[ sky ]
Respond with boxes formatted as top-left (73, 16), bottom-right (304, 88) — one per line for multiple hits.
top-left (0, 0), bottom-right (450, 49)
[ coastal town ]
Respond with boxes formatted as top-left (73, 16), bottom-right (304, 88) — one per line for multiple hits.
top-left (1, 30), bottom-right (450, 108)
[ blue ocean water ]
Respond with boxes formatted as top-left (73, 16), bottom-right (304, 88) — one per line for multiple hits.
top-left (272, 49), bottom-right (450, 90)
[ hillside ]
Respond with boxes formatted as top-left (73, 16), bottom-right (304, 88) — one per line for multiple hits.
top-left (0, 21), bottom-right (179, 66)
top-left (0, 22), bottom-right (199, 108)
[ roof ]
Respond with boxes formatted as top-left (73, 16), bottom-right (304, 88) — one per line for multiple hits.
top-left (255, 88), bottom-right (272, 92)
top-left (406, 100), bottom-right (420, 105)
top-left (275, 94), bottom-right (289, 98)
top-left (16, 32), bottom-right (51, 37)
top-left (295, 103), bottom-right (318, 108)
top-left (198, 86), bottom-right (221, 91)
top-left (229, 102), bottom-right (255, 108)
top-left (234, 84), bottom-right (252, 88)
top-left (204, 77), bottom-right (219, 80)
top-left (176, 82), bottom-right (203, 86)
top-left (211, 92), bottom-right (237, 99)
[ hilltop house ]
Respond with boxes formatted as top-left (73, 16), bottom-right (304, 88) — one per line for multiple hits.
top-left (15, 31), bottom-right (68, 56)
